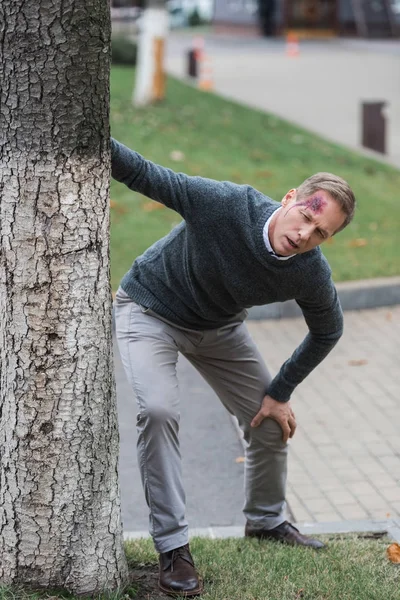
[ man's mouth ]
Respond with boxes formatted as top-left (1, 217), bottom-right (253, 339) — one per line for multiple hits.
top-left (287, 237), bottom-right (299, 249)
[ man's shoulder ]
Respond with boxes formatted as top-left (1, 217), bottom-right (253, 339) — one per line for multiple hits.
top-left (300, 246), bottom-right (331, 270)
top-left (297, 248), bottom-right (335, 292)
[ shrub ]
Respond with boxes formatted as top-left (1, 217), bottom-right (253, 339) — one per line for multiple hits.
top-left (112, 36), bottom-right (137, 66)
top-left (188, 7), bottom-right (203, 27)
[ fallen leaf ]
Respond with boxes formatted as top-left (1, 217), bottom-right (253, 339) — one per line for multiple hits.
top-left (110, 200), bottom-right (127, 215)
top-left (170, 150), bottom-right (185, 162)
top-left (386, 312), bottom-right (392, 322)
top-left (255, 169), bottom-right (273, 178)
top-left (325, 237), bottom-right (335, 245)
top-left (348, 359), bottom-right (368, 366)
top-left (142, 201), bottom-right (164, 212)
top-left (387, 543), bottom-right (400, 563)
top-left (235, 456), bottom-right (245, 463)
top-left (369, 222), bottom-right (378, 231)
top-left (348, 238), bottom-right (367, 248)
top-left (230, 172), bottom-right (243, 183)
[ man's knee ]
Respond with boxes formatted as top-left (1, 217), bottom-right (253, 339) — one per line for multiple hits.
top-left (138, 397), bottom-right (180, 431)
top-left (246, 417), bottom-right (288, 450)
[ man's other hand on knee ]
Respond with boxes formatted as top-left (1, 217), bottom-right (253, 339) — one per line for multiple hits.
top-left (251, 395), bottom-right (297, 443)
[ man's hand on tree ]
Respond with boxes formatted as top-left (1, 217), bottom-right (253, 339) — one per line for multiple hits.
top-left (250, 395), bottom-right (297, 443)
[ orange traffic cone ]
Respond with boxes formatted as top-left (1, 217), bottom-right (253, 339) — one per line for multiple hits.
top-left (285, 32), bottom-right (300, 57)
top-left (198, 53), bottom-right (214, 91)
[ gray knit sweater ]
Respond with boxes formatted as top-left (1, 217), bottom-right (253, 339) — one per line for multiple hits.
top-left (111, 139), bottom-right (343, 402)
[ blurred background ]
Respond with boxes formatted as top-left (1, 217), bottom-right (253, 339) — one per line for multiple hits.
top-left (111, 0), bottom-right (400, 38)
top-left (109, 0), bottom-right (400, 291)
top-left (110, 0), bottom-right (400, 536)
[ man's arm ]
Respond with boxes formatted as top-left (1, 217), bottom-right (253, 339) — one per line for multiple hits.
top-left (267, 282), bottom-right (343, 402)
top-left (251, 281), bottom-right (343, 441)
top-left (111, 138), bottom-right (190, 215)
top-left (111, 138), bottom-right (238, 220)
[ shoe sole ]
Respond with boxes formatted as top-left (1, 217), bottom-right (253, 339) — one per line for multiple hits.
top-left (158, 581), bottom-right (203, 597)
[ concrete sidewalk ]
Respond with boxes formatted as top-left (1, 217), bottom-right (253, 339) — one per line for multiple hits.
top-left (246, 305), bottom-right (400, 525)
top-left (116, 306), bottom-right (400, 536)
top-left (166, 34), bottom-right (400, 168)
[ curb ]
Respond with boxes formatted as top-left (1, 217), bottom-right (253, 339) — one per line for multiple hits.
top-left (124, 518), bottom-right (400, 543)
top-left (248, 276), bottom-right (400, 320)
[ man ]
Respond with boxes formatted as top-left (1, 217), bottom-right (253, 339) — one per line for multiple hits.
top-left (112, 138), bottom-right (356, 597)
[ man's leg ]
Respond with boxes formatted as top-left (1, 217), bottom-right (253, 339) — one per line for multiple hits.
top-left (114, 290), bottom-right (202, 595)
top-left (186, 322), bottom-right (324, 548)
top-left (185, 322), bottom-right (287, 529)
top-left (115, 291), bottom-right (187, 551)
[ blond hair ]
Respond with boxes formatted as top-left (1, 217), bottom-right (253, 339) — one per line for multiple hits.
top-left (296, 172), bottom-right (356, 233)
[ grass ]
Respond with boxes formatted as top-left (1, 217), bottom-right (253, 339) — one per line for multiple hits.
top-left (110, 66), bottom-right (400, 290)
top-left (1, 535), bottom-right (398, 600)
top-left (125, 534), bottom-right (400, 600)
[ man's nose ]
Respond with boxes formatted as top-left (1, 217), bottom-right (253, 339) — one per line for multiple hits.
top-left (298, 225), bottom-right (313, 242)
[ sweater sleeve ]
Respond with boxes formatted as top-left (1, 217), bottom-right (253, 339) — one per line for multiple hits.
top-left (111, 138), bottom-right (234, 220)
top-left (266, 281), bottom-right (343, 402)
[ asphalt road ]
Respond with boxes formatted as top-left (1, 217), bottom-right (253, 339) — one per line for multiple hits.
top-left (114, 336), bottom-right (247, 533)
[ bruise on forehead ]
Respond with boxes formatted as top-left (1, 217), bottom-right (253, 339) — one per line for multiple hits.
top-left (297, 195), bottom-right (327, 214)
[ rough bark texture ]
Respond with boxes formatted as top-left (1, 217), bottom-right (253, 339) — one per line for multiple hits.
top-left (0, 0), bottom-right (128, 593)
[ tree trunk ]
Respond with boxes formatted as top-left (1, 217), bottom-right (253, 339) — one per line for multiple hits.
top-left (0, 0), bottom-right (129, 594)
top-left (133, 0), bottom-right (168, 106)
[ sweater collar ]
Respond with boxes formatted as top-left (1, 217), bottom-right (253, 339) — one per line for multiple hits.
top-left (263, 207), bottom-right (296, 261)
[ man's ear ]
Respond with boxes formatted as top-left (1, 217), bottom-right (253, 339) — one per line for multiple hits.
top-left (282, 188), bottom-right (297, 206)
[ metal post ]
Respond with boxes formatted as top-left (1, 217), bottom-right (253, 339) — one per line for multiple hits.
top-left (361, 102), bottom-right (387, 154)
top-left (187, 49), bottom-right (198, 78)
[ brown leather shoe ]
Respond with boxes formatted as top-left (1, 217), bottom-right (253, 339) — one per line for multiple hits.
top-left (158, 543), bottom-right (202, 597)
top-left (245, 520), bottom-right (325, 549)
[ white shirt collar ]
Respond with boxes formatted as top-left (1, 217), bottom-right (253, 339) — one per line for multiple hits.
top-left (263, 207), bottom-right (295, 261)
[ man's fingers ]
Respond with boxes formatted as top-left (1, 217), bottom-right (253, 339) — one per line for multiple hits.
top-left (280, 420), bottom-right (291, 444)
top-left (271, 415), bottom-right (291, 443)
top-left (288, 415), bottom-right (297, 438)
top-left (251, 403), bottom-right (296, 443)
top-left (250, 410), bottom-right (265, 428)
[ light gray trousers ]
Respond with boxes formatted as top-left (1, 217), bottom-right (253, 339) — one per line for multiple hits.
top-left (114, 287), bottom-right (288, 553)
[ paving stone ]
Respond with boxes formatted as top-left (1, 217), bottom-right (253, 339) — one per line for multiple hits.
top-left (367, 508), bottom-right (393, 520)
top-left (303, 498), bottom-right (337, 512)
top-left (247, 306), bottom-right (400, 524)
top-left (347, 481), bottom-right (377, 495)
top-left (378, 487), bottom-right (400, 502)
top-left (359, 495), bottom-right (392, 510)
top-left (389, 502), bottom-right (400, 516)
top-left (337, 505), bottom-right (374, 520)
top-left (324, 490), bottom-right (357, 506)
top-left (312, 511), bottom-right (343, 522)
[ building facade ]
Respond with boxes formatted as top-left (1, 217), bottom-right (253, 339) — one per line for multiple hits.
top-left (213, 0), bottom-right (400, 38)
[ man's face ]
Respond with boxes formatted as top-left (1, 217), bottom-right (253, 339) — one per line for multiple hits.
top-left (269, 189), bottom-right (346, 257)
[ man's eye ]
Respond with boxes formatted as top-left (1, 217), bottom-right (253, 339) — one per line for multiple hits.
top-left (302, 213), bottom-right (311, 221)
top-left (317, 230), bottom-right (325, 239)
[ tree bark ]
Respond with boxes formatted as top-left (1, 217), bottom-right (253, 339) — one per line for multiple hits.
top-left (0, 0), bottom-right (128, 594)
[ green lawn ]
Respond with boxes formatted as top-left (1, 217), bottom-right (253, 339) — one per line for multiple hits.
top-left (110, 66), bottom-right (399, 290)
top-left (2, 536), bottom-right (397, 600)
top-left (123, 535), bottom-right (400, 600)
